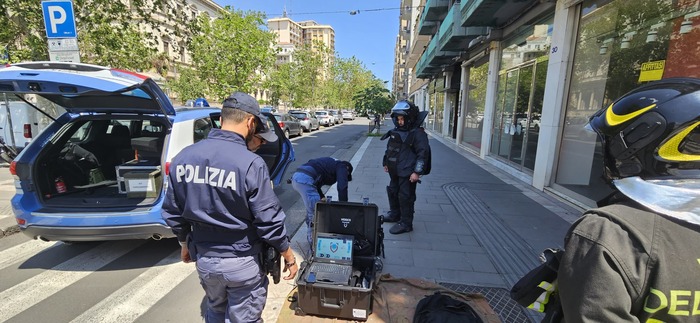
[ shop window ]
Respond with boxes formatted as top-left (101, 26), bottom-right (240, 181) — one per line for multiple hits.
top-left (555, 0), bottom-right (700, 204)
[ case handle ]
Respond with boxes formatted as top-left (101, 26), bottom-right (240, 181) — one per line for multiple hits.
top-left (320, 289), bottom-right (345, 309)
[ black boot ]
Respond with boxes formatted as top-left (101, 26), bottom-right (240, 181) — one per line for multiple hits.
top-left (389, 221), bottom-right (413, 234)
top-left (382, 211), bottom-right (400, 223)
top-left (385, 185), bottom-right (401, 223)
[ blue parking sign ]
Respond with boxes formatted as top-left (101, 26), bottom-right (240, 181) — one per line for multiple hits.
top-left (42, 1), bottom-right (77, 38)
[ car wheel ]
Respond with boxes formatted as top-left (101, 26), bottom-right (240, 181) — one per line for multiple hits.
top-left (285, 129), bottom-right (290, 138)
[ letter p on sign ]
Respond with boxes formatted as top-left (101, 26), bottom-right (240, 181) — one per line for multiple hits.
top-left (42, 1), bottom-right (77, 38)
top-left (47, 6), bottom-right (66, 34)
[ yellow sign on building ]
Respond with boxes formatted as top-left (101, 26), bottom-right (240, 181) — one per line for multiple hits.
top-left (639, 60), bottom-right (666, 82)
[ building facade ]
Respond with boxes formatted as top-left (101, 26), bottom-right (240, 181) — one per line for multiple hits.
top-left (398, 0), bottom-right (700, 208)
top-left (138, 0), bottom-right (223, 98)
top-left (267, 17), bottom-right (336, 62)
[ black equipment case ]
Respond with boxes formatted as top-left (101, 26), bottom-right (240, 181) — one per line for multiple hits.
top-left (295, 201), bottom-right (383, 321)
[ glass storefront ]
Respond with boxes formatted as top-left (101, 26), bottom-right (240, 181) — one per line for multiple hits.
top-left (490, 16), bottom-right (553, 171)
top-left (446, 92), bottom-right (456, 137)
top-left (433, 91), bottom-right (445, 134)
top-left (555, 0), bottom-right (700, 204)
top-left (462, 64), bottom-right (488, 149)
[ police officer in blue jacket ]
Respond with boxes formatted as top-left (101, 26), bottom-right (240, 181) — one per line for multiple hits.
top-left (291, 157), bottom-right (353, 246)
top-left (162, 92), bottom-right (298, 323)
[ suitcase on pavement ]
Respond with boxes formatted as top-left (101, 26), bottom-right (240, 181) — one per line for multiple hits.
top-left (295, 201), bottom-right (383, 321)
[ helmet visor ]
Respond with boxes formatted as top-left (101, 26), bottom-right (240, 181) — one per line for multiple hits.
top-left (391, 101), bottom-right (411, 115)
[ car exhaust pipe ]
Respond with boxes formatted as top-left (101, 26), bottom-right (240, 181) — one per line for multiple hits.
top-left (37, 236), bottom-right (50, 242)
top-left (151, 234), bottom-right (163, 241)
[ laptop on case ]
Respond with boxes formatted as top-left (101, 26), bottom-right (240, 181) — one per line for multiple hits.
top-left (306, 233), bottom-right (354, 285)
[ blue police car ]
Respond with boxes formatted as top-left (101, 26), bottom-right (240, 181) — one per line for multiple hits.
top-left (0, 62), bottom-right (294, 242)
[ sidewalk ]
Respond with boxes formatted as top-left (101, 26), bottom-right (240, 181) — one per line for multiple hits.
top-left (264, 132), bottom-right (582, 322)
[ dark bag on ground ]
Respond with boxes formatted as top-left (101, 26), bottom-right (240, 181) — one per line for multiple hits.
top-left (413, 291), bottom-right (483, 323)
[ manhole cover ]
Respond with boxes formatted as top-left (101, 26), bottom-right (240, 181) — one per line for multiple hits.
top-left (439, 282), bottom-right (532, 323)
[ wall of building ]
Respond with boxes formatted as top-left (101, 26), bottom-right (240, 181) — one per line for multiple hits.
top-left (406, 0), bottom-right (700, 208)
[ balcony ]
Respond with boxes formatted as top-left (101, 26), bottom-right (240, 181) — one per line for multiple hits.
top-left (406, 33), bottom-right (430, 68)
top-left (415, 51), bottom-right (438, 78)
top-left (423, 0), bottom-right (450, 21)
top-left (461, 0), bottom-right (539, 27)
top-left (417, 0), bottom-right (449, 35)
top-left (418, 18), bottom-right (438, 35)
top-left (438, 5), bottom-right (490, 52)
top-left (425, 34), bottom-right (458, 67)
top-left (415, 35), bottom-right (457, 79)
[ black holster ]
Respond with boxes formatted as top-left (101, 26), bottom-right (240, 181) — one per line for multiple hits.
top-left (260, 243), bottom-right (281, 284)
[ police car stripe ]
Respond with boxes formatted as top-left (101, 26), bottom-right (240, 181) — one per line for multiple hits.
top-left (71, 250), bottom-right (195, 323)
top-left (0, 240), bottom-right (145, 321)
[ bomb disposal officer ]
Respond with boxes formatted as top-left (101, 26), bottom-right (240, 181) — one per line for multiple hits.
top-left (162, 92), bottom-right (298, 323)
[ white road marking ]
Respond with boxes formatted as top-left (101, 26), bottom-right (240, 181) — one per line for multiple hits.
top-left (0, 239), bottom-right (59, 271)
top-left (0, 240), bottom-right (145, 321)
top-left (71, 250), bottom-right (195, 323)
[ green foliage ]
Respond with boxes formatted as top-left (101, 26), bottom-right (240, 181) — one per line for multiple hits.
top-left (169, 8), bottom-right (277, 102)
top-left (1, 0), bottom-right (194, 70)
top-left (353, 79), bottom-right (393, 117)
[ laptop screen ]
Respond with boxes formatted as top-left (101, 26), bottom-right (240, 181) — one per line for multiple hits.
top-left (315, 234), bottom-right (353, 262)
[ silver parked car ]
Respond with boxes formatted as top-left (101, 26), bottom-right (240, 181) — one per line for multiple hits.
top-left (289, 111), bottom-right (320, 132)
top-left (315, 110), bottom-right (334, 127)
top-left (328, 109), bottom-right (343, 124)
top-left (272, 113), bottom-right (304, 138)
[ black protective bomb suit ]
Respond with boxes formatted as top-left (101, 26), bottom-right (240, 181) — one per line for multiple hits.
top-left (381, 104), bottom-right (430, 232)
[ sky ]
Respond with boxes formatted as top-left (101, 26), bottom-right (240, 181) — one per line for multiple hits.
top-left (217, 0), bottom-right (401, 89)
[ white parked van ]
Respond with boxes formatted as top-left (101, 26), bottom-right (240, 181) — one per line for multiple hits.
top-left (0, 94), bottom-right (62, 150)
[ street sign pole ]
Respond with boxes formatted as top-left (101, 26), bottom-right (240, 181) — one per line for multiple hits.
top-left (42, 0), bottom-right (80, 63)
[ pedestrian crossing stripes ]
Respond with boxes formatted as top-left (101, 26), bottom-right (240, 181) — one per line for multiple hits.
top-left (0, 239), bottom-right (56, 271)
top-left (0, 240), bottom-right (147, 321)
top-left (70, 250), bottom-right (194, 323)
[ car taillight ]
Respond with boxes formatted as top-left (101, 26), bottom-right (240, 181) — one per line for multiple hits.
top-left (304, 117), bottom-right (309, 120)
top-left (278, 122), bottom-right (285, 128)
top-left (23, 124), bottom-right (32, 138)
top-left (9, 161), bottom-right (16, 175)
top-left (16, 218), bottom-right (25, 225)
top-left (165, 161), bottom-right (170, 175)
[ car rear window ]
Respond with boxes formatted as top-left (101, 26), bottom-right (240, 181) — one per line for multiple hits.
top-left (315, 112), bottom-right (327, 116)
top-left (291, 113), bottom-right (306, 118)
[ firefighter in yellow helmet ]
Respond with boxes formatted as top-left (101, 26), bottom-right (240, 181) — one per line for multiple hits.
top-left (557, 78), bottom-right (700, 322)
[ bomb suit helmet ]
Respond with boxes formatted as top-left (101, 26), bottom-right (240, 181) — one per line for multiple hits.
top-left (587, 78), bottom-right (700, 182)
top-left (391, 100), bottom-right (419, 130)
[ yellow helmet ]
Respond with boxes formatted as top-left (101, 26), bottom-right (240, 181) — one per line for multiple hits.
top-left (588, 78), bottom-right (700, 181)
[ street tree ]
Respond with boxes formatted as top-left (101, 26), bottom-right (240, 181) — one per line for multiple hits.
top-left (263, 62), bottom-right (293, 108)
top-left (169, 8), bottom-right (276, 102)
top-left (353, 79), bottom-right (393, 117)
top-left (326, 56), bottom-right (372, 110)
top-left (0, 0), bottom-right (194, 71)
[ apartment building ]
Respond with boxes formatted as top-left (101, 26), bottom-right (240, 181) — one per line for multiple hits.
top-left (138, 0), bottom-right (223, 87)
top-left (392, 4), bottom-right (411, 100)
top-left (267, 17), bottom-right (335, 66)
top-left (397, 0), bottom-right (700, 208)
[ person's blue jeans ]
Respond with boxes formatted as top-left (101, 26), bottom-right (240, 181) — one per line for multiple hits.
top-left (291, 172), bottom-right (321, 247)
top-left (196, 255), bottom-right (268, 323)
